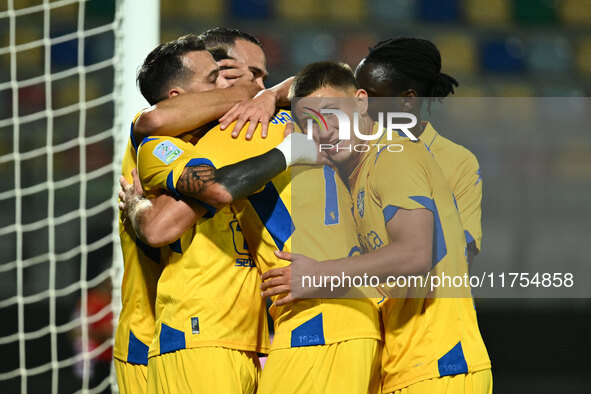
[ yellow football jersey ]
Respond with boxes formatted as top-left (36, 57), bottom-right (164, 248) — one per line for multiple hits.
top-left (136, 135), bottom-right (269, 357)
top-left (420, 122), bottom-right (482, 251)
top-left (114, 119), bottom-right (163, 366)
top-left (194, 110), bottom-right (381, 351)
top-left (348, 130), bottom-right (490, 392)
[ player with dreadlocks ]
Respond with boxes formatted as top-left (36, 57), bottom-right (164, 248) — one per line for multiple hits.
top-left (355, 38), bottom-right (483, 268)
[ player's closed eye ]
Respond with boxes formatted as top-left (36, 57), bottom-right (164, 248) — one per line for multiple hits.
top-left (208, 70), bottom-right (219, 84)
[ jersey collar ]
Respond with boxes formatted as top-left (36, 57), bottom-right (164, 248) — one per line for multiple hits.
top-left (419, 121), bottom-right (439, 149)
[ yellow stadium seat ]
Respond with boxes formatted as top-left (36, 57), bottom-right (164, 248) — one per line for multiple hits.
top-left (559, 0), bottom-right (591, 25)
top-left (453, 84), bottom-right (487, 97)
top-left (464, 0), bottom-right (510, 26)
top-left (161, 28), bottom-right (188, 44)
top-left (325, 0), bottom-right (366, 22)
top-left (276, 0), bottom-right (319, 21)
top-left (50, 2), bottom-right (78, 21)
top-left (13, 0), bottom-right (43, 11)
top-left (494, 83), bottom-right (535, 97)
top-left (17, 47), bottom-right (44, 80)
top-left (15, 25), bottom-right (42, 48)
top-left (161, 0), bottom-right (223, 20)
top-left (576, 38), bottom-right (591, 76)
top-left (53, 76), bottom-right (79, 110)
top-left (14, 27), bottom-right (43, 80)
top-left (435, 33), bottom-right (478, 76)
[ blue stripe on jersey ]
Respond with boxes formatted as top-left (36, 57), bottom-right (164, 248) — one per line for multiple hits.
top-left (135, 238), bottom-right (159, 264)
top-left (382, 205), bottom-right (399, 224)
top-left (186, 158), bottom-right (215, 168)
top-left (247, 182), bottom-right (294, 251)
top-left (140, 136), bottom-right (158, 147)
top-left (323, 166), bottom-right (340, 225)
top-left (196, 201), bottom-right (216, 218)
top-left (129, 122), bottom-right (139, 152)
top-left (464, 230), bottom-right (475, 245)
top-left (184, 158), bottom-right (217, 217)
top-left (127, 330), bottom-right (149, 365)
top-left (437, 341), bottom-right (468, 377)
top-left (409, 196), bottom-right (447, 267)
top-left (291, 313), bottom-right (325, 347)
top-left (159, 323), bottom-right (186, 355)
top-left (166, 171), bottom-right (180, 197)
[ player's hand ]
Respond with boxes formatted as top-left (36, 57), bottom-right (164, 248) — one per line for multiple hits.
top-left (217, 59), bottom-right (254, 85)
top-left (283, 121), bottom-right (292, 137)
top-left (219, 89), bottom-right (278, 140)
top-left (118, 169), bottom-right (144, 215)
top-left (260, 251), bottom-right (321, 306)
top-left (260, 265), bottom-right (293, 305)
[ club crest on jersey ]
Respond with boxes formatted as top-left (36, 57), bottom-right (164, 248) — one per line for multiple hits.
top-left (357, 189), bottom-right (365, 218)
top-left (153, 140), bottom-right (183, 165)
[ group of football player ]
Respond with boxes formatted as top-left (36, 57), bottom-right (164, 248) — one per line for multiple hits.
top-left (114, 26), bottom-right (492, 394)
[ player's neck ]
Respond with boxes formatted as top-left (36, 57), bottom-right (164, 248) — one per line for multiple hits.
top-left (343, 115), bottom-right (374, 176)
top-left (409, 113), bottom-right (425, 139)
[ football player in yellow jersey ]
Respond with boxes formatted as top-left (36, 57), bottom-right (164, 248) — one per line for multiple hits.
top-left (355, 38), bottom-right (482, 267)
top-left (128, 78), bottom-right (383, 394)
top-left (122, 29), bottom-right (381, 393)
top-left (118, 30), bottom-right (325, 393)
top-left (185, 118), bottom-right (383, 394)
top-left (133, 117), bottom-right (382, 394)
top-left (116, 31), bottom-right (290, 393)
top-left (114, 34), bottom-right (241, 393)
top-left (261, 62), bottom-right (491, 394)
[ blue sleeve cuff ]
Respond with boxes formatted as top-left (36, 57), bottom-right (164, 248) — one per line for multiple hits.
top-left (382, 205), bottom-right (400, 224)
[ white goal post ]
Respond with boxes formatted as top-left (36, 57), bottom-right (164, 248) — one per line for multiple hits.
top-left (0, 0), bottom-right (158, 392)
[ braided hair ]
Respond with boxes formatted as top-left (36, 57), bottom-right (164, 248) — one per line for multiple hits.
top-left (363, 37), bottom-right (458, 103)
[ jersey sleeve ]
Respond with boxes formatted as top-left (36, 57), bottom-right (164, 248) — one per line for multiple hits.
top-left (194, 110), bottom-right (288, 167)
top-left (370, 147), bottom-right (435, 224)
top-left (453, 151), bottom-right (483, 251)
top-left (136, 136), bottom-right (216, 200)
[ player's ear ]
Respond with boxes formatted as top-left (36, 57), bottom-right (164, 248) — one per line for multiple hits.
top-left (401, 89), bottom-right (417, 112)
top-left (355, 89), bottom-right (369, 115)
top-left (168, 87), bottom-right (183, 98)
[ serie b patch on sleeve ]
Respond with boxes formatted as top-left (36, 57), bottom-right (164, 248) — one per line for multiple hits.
top-left (153, 140), bottom-right (184, 165)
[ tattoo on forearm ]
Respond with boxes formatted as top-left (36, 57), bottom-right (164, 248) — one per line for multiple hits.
top-left (177, 165), bottom-right (216, 195)
top-left (175, 149), bottom-right (287, 203)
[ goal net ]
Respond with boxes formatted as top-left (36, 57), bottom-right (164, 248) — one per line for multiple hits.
top-left (0, 0), bottom-right (156, 392)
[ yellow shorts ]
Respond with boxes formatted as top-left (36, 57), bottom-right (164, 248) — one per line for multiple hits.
top-left (114, 358), bottom-right (148, 394)
top-left (258, 338), bottom-right (382, 394)
top-left (146, 347), bottom-right (261, 394)
top-left (388, 369), bottom-right (493, 394)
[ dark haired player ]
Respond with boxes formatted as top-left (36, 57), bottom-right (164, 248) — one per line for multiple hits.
top-left (262, 61), bottom-right (492, 394)
top-left (114, 34), bottom-right (234, 393)
top-left (115, 32), bottom-right (302, 393)
top-left (128, 62), bottom-right (383, 393)
top-left (355, 37), bottom-right (483, 267)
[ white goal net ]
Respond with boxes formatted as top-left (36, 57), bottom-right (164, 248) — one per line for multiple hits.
top-left (0, 0), bottom-right (156, 392)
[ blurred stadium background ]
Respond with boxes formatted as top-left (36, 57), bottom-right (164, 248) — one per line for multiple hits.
top-left (0, 0), bottom-right (590, 393)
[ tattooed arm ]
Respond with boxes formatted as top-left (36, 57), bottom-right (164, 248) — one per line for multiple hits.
top-left (176, 148), bottom-right (288, 206)
top-left (126, 131), bottom-right (318, 247)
